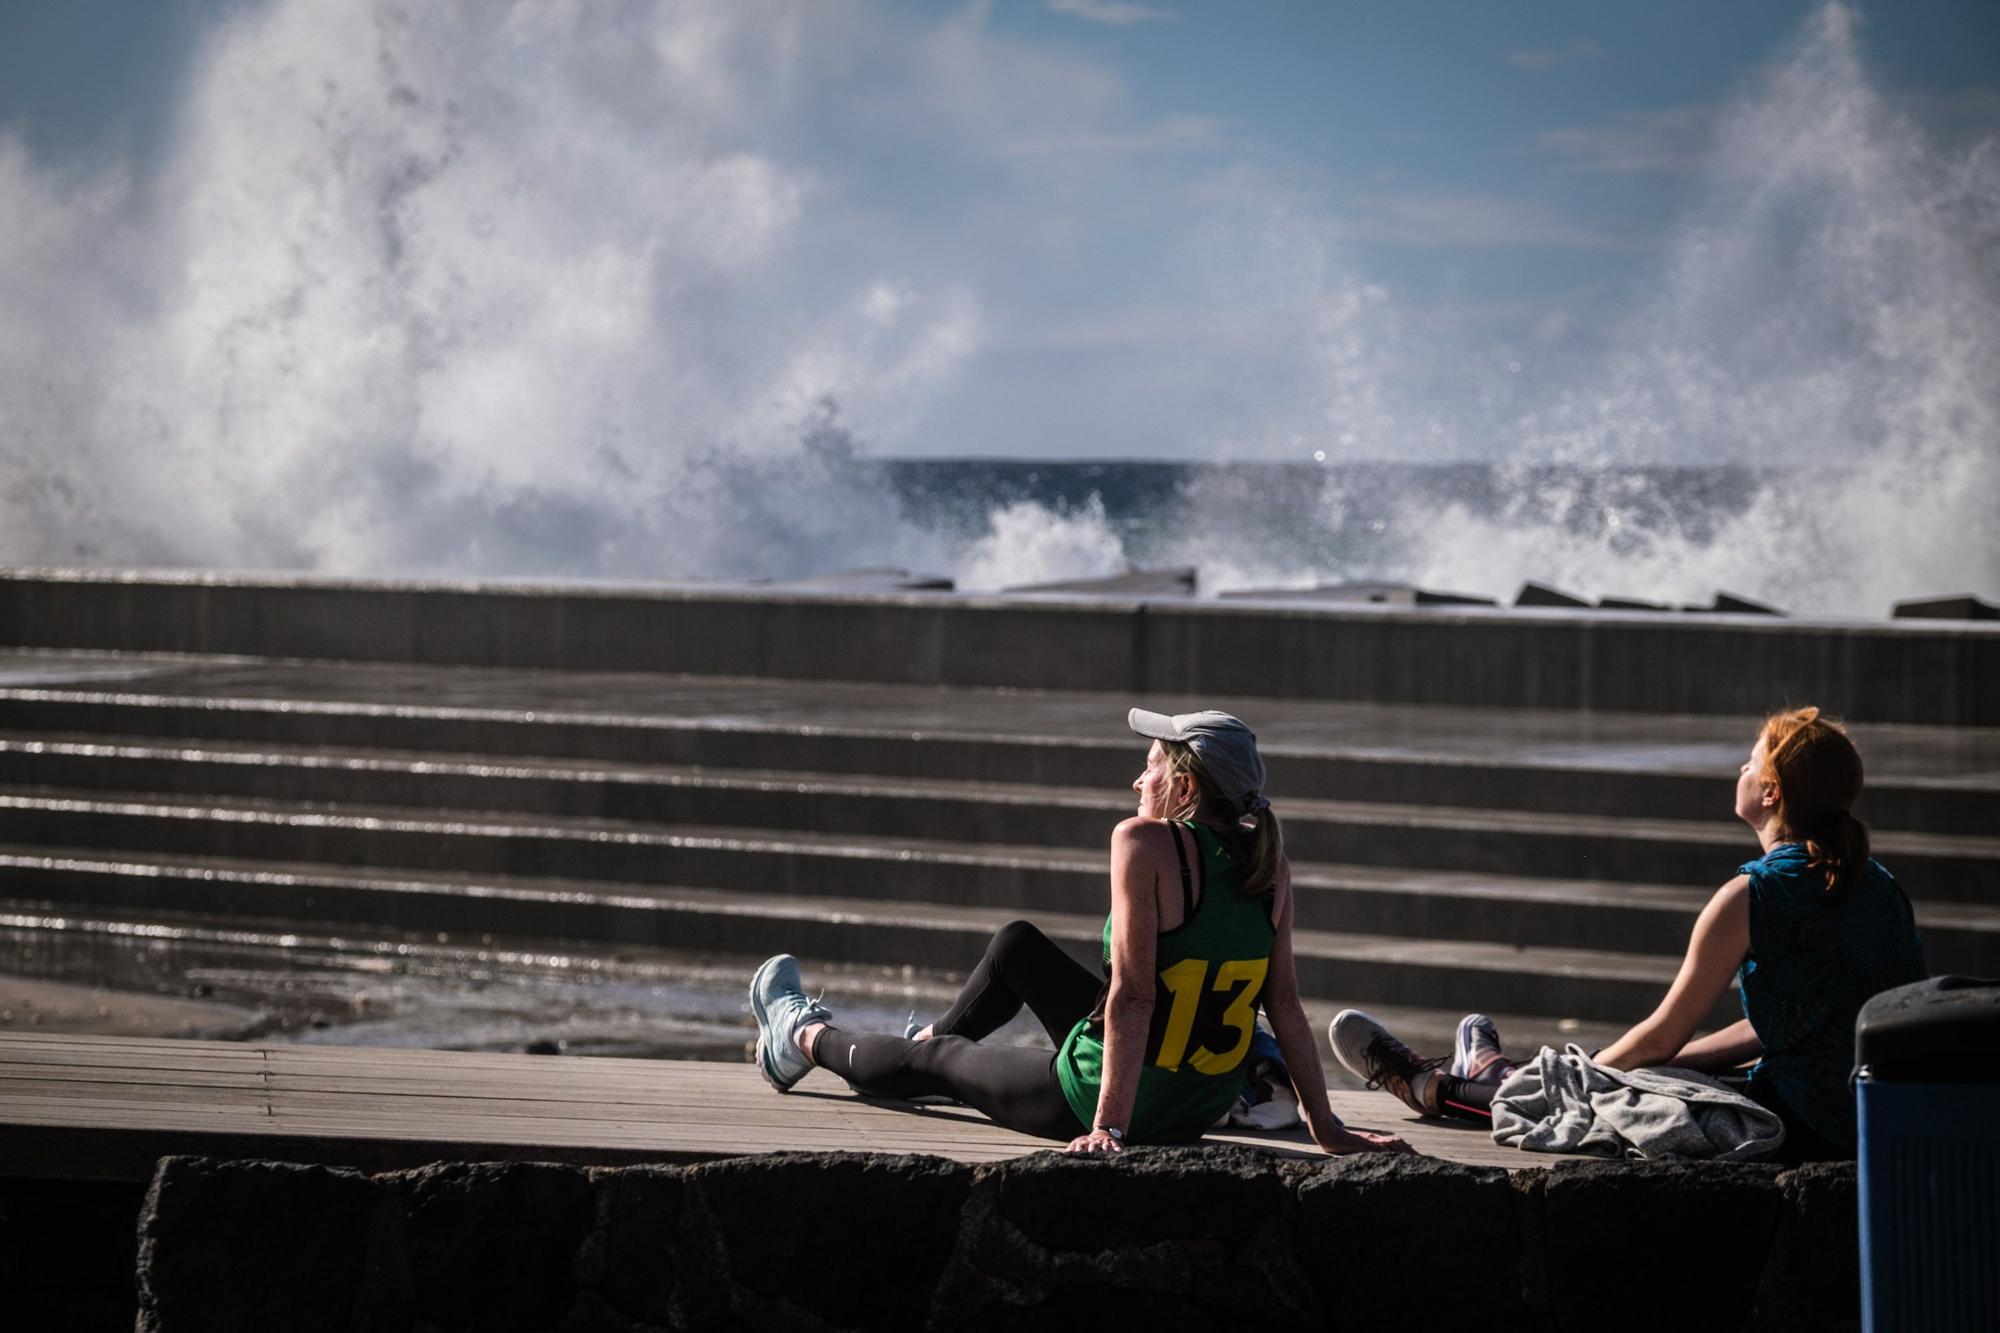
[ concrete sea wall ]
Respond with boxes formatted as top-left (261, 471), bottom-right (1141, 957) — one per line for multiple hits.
top-left (3, 567), bottom-right (1997, 723)
top-left (119, 1150), bottom-right (1855, 1333)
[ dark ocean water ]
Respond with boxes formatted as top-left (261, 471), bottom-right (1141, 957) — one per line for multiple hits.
top-left (875, 458), bottom-right (1772, 602)
top-left (883, 458), bottom-right (1762, 545)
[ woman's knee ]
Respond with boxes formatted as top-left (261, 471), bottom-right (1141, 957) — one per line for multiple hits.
top-left (991, 918), bottom-right (1047, 954)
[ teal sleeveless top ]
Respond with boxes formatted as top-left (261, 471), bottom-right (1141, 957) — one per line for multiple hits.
top-left (1055, 821), bottom-right (1278, 1143)
top-left (1739, 842), bottom-right (1926, 1152)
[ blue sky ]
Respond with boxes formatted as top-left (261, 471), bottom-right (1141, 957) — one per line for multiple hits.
top-left (0, 1), bottom-right (1995, 592)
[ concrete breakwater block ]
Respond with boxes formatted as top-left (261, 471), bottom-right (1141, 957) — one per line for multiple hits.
top-left (1220, 579), bottom-right (1496, 606)
top-left (764, 568), bottom-right (957, 593)
top-left (133, 1151), bottom-right (1858, 1332)
top-left (1005, 565), bottom-right (1198, 596)
top-left (1514, 581), bottom-right (1591, 608)
top-left (1894, 593), bottom-right (1999, 621)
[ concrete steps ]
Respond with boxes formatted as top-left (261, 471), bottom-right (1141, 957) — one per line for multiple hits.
top-left (0, 846), bottom-right (1708, 1024)
top-left (0, 736), bottom-right (1993, 902)
top-left (0, 782), bottom-right (1994, 995)
top-left (0, 655), bottom-right (1993, 1042)
top-left (1, 686), bottom-right (1992, 833)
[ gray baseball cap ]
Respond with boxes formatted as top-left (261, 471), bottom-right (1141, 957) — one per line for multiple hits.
top-left (1128, 708), bottom-right (1268, 814)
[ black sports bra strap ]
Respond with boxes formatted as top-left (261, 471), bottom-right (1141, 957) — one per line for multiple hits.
top-left (1170, 822), bottom-right (1196, 922)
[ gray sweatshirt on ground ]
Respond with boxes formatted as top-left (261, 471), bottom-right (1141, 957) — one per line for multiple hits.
top-left (1489, 1043), bottom-right (1786, 1161)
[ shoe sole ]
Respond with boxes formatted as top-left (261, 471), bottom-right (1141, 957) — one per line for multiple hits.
top-left (748, 954), bottom-right (798, 1093)
top-left (752, 1024), bottom-right (788, 1088)
top-left (1231, 1095), bottom-right (1302, 1130)
top-left (1327, 1009), bottom-right (1378, 1082)
top-left (1330, 1008), bottom-right (1436, 1119)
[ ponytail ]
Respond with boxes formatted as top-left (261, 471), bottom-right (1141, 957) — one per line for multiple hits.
top-left (1159, 741), bottom-right (1284, 898)
top-left (1801, 808), bottom-right (1871, 898)
top-left (1243, 803), bottom-right (1284, 900)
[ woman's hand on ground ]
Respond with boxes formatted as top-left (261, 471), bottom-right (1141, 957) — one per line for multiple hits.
top-left (1066, 1129), bottom-right (1125, 1154)
top-left (1323, 1127), bottom-right (1416, 1155)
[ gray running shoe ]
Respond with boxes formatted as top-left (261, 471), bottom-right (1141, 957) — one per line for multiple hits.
top-left (1452, 1013), bottom-right (1512, 1084)
top-left (1328, 1009), bottom-right (1440, 1117)
top-left (749, 954), bottom-right (833, 1092)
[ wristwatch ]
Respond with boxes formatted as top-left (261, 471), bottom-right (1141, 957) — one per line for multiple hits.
top-left (1094, 1125), bottom-right (1125, 1142)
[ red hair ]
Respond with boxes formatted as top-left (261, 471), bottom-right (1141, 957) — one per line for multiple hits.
top-left (1758, 706), bottom-right (1869, 895)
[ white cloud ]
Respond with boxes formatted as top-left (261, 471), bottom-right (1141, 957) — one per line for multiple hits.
top-left (1341, 189), bottom-right (1628, 250)
top-left (915, 4), bottom-right (1126, 149)
top-left (1003, 113), bottom-right (1222, 157)
top-left (1014, 304), bottom-right (1234, 352)
top-left (1507, 37), bottom-right (1606, 74)
top-left (1507, 49), bottom-right (1562, 73)
top-left (1533, 308), bottom-right (1576, 345)
top-left (1046, 0), bottom-right (1176, 26)
top-left (1537, 103), bottom-right (1718, 173)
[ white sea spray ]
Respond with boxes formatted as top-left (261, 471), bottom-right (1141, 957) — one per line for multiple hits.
top-left (0, 0), bottom-right (971, 582)
top-left (0, 2), bottom-right (1991, 615)
top-left (1178, 3), bottom-right (1997, 617)
top-left (952, 495), bottom-right (1127, 592)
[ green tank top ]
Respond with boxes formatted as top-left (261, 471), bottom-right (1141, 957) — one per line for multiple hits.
top-left (1055, 821), bottom-right (1278, 1143)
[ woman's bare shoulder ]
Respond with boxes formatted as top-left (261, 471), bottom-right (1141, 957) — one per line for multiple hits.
top-left (1112, 814), bottom-right (1174, 841)
top-left (1111, 815), bottom-right (1179, 861)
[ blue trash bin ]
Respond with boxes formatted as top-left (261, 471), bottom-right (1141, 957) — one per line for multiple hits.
top-left (1855, 976), bottom-right (2000, 1332)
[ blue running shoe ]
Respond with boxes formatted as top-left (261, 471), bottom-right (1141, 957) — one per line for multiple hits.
top-left (749, 954), bottom-right (833, 1092)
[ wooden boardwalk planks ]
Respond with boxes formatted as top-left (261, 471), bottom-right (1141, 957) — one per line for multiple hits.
top-left (0, 1032), bottom-right (1563, 1180)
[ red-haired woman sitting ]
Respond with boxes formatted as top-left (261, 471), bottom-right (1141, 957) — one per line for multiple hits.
top-left (1331, 706), bottom-right (1928, 1162)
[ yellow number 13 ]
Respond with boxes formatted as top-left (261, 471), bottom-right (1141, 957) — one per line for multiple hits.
top-left (1154, 957), bottom-right (1269, 1073)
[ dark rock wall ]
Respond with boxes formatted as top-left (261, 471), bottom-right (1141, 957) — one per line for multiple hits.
top-left (0, 1177), bottom-right (148, 1333)
top-left (129, 1150), bottom-right (1859, 1333)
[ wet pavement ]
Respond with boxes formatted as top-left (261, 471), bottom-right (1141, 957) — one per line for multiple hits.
top-left (0, 906), bottom-right (1047, 1061)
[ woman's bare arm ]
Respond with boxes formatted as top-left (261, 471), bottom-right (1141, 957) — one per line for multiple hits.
top-left (1669, 1018), bottom-right (1764, 1071)
top-left (1596, 876), bottom-right (1752, 1071)
top-left (1070, 817), bottom-right (1160, 1151)
top-left (1263, 860), bottom-right (1412, 1154)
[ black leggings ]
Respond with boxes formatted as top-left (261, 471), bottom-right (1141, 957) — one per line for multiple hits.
top-left (809, 920), bottom-right (1097, 1141)
top-left (1434, 1073), bottom-right (1499, 1123)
